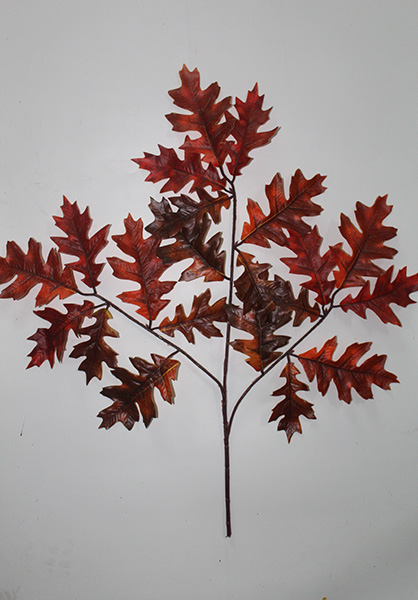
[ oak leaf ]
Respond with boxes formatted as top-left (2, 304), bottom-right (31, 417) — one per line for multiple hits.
top-left (107, 215), bottom-right (176, 322)
top-left (281, 226), bottom-right (336, 305)
top-left (99, 354), bottom-right (180, 429)
top-left (235, 251), bottom-right (293, 317)
top-left (226, 84), bottom-right (278, 177)
top-left (27, 300), bottom-right (95, 368)
top-left (330, 196), bottom-right (397, 289)
top-left (51, 197), bottom-right (110, 289)
top-left (166, 65), bottom-right (233, 167)
top-left (158, 289), bottom-right (227, 343)
top-left (269, 361), bottom-right (316, 442)
top-left (0, 238), bottom-right (76, 306)
top-left (146, 189), bottom-right (230, 239)
top-left (297, 336), bottom-right (398, 404)
top-left (240, 170), bottom-right (326, 247)
top-left (70, 307), bottom-right (119, 383)
top-left (228, 305), bottom-right (291, 372)
top-left (132, 146), bottom-right (226, 194)
top-left (157, 212), bottom-right (226, 282)
top-left (338, 266), bottom-right (418, 326)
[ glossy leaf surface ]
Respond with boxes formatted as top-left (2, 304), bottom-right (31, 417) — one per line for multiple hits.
top-left (241, 170), bottom-right (326, 247)
top-left (0, 239), bottom-right (76, 306)
top-left (269, 361), bottom-right (316, 442)
top-left (297, 336), bottom-right (398, 404)
top-left (167, 64), bottom-right (233, 167)
top-left (338, 266), bottom-right (418, 326)
top-left (158, 289), bottom-right (227, 343)
top-left (226, 84), bottom-right (278, 177)
top-left (108, 215), bottom-right (176, 322)
top-left (70, 307), bottom-right (119, 383)
top-left (27, 300), bottom-right (95, 368)
top-left (52, 197), bottom-right (110, 289)
top-left (99, 354), bottom-right (180, 429)
top-left (331, 196), bottom-right (397, 289)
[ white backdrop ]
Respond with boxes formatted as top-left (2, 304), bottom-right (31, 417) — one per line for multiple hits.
top-left (1, 2), bottom-right (418, 599)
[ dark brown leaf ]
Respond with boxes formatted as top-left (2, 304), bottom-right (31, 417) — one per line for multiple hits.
top-left (158, 213), bottom-right (226, 282)
top-left (146, 189), bottom-right (230, 239)
top-left (269, 361), bottom-right (316, 442)
top-left (70, 307), bottom-right (119, 383)
top-left (27, 300), bottom-right (95, 368)
top-left (228, 304), bottom-right (291, 371)
top-left (99, 354), bottom-right (180, 429)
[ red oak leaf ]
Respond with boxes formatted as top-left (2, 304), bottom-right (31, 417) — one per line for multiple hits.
top-left (166, 65), bottom-right (233, 167)
top-left (70, 307), bottom-right (119, 383)
top-left (226, 84), bottom-right (278, 177)
top-left (157, 213), bottom-right (226, 282)
top-left (27, 300), bottom-right (95, 368)
top-left (132, 146), bottom-right (226, 194)
top-left (158, 289), bottom-right (227, 343)
top-left (297, 336), bottom-right (398, 404)
top-left (146, 189), bottom-right (230, 239)
top-left (107, 215), bottom-right (176, 323)
top-left (269, 361), bottom-right (316, 442)
top-left (227, 304), bottom-right (291, 372)
top-left (235, 251), bottom-right (293, 317)
top-left (281, 226), bottom-right (336, 305)
top-left (51, 197), bottom-right (110, 289)
top-left (99, 354), bottom-right (180, 429)
top-left (240, 170), bottom-right (326, 247)
top-left (330, 195), bottom-right (397, 289)
top-left (339, 266), bottom-right (418, 325)
top-left (0, 238), bottom-right (76, 306)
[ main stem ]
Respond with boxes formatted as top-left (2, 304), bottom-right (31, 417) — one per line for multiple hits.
top-left (221, 180), bottom-right (238, 537)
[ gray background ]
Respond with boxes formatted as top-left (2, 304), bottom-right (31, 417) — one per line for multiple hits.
top-left (1, 1), bottom-right (418, 599)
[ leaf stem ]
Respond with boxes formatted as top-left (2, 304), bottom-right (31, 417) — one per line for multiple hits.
top-left (77, 289), bottom-right (224, 392)
top-left (227, 304), bottom-right (335, 435)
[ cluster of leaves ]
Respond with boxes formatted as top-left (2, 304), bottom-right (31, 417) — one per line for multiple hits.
top-left (1, 67), bottom-right (418, 443)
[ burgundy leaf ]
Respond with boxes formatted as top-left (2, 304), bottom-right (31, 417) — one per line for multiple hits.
top-left (330, 196), bottom-right (397, 289)
top-left (338, 266), bottom-right (418, 326)
top-left (0, 238), bottom-right (76, 306)
top-left (226, 83), bottom-right (278, 177)
top-left (51, 197), bottom-right (110, 289)
top-left (240, 170), bottom-right (326, 247)
top-left (158, 289), bottom-right (227, 343)
top-left (132, 146), bottom-right (226, 194)
top-left (166, 65), bottom-right (233, 167)
top-left (297, 336), bottom-right (398, 404)
top-left (281, 226), bottom-right (336, 305)
top-left (27, 300), bottom-right (95, 368)
top-left (108, 215), bottom-right (176, 322)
